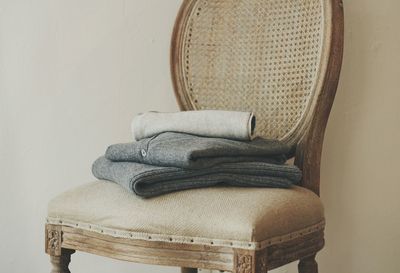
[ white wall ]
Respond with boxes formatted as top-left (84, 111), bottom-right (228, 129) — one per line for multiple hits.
top-left (0, 1), bottom-right (179, 272)
top-left (318, 1), bottom-right (400, 272)
top-left (0, 1), bottom-right (399, 273)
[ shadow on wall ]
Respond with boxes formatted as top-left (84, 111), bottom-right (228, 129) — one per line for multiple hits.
top-left (319, 5), bottom-right (368, 272)
top-left (319, 1), bottom-right (400, 273)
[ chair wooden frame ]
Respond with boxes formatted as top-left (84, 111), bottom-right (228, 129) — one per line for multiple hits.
top-left (45, 0), bottom-right (343, 272)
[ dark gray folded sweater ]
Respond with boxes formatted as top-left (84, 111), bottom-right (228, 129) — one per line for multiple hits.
top-left (105, 132), bottom-right (289, 169)
top-left (92, 156), bottom-right (302, 198)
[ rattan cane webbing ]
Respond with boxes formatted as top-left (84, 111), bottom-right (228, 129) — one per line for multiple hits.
top-left (172, 0), bottom-right (332, 145)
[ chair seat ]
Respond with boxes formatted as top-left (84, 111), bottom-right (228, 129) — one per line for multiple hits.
top-left (47, 180), bottom-right (324, 250)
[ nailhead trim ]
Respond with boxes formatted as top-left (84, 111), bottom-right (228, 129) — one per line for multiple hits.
top-left (46, 217), bottom-right (325, 250)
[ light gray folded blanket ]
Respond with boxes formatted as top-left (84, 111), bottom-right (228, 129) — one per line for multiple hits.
top-left (92, 156), bottom-right (302, 198)
top-left (132, 110), bottom-right (256, 141)
top-left (106, 132), bottom-right (289, 169)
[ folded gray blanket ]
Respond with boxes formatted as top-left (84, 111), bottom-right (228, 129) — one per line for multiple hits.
top-left (92, 156), bottom-right (302, 198)
top-left (106, 132), bottom-right (289, 169)
top-left (132, 110), bottom-right (256, 141)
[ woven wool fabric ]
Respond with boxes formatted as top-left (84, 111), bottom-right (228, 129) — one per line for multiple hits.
top-left (132, 110), bottom-right (255, 141)
top-left (105, 132), bottom-right (288, 169)
top-left (47, 181), bottom-right (324, 247)
top-left (92, 156), bottom-right (301, 198)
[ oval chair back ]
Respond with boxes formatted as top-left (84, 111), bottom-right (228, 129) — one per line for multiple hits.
top-left (171, 0), bottom-right (344, 194)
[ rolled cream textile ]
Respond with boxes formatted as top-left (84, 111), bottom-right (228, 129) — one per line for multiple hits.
top-left (92, 156), bottom-right (301, 198)
top-left (132, 110), bottom-right (256, 141)
top-left (106, 132), bottom-right (288, 169)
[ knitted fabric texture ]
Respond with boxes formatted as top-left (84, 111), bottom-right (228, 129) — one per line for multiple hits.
top-left (92, 156), bottom-right (301, 198)
top-left (105, 132), bottom-right (289, 169)
top-left (132, 110), bottom-right (255, 141)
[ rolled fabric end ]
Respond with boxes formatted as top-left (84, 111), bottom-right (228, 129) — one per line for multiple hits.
top-left (248, 113), bottom-right (256, 140)
top-left (131, 110), bottom-right (257, 141)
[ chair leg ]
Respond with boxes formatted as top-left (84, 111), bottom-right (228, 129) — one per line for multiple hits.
top-left (298, 254), bottom-right (318, 273)
top-left (50, 248), bottom-right (75, 273)
top-left (181, 268), bottom-right (198, 273)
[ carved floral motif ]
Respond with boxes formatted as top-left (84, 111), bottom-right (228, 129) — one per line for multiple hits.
top-left (237, 254), bottom-right (252, 273)
top-left (46, 225), bottom-right (62, 256)
top-left (47, 229), bottom-right (60, 252)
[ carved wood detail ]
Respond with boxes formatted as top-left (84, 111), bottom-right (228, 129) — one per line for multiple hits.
top-left (46, 225), bottom-right (324, 272)
top-left (46, 224), bottom-right (62, 256)
top-left (236, 254), bottom-right (253, 273)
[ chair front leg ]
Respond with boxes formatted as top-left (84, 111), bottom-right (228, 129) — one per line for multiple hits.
top-left (298, 254), bottom-right (318, 273)
top-left (46, 224), bottom-right (75, 273)
top-left (50, 249), bottom-right (75, 273)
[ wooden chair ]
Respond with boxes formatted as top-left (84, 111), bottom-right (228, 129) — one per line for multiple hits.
top-left (45, 0), bottom-right (343, 272)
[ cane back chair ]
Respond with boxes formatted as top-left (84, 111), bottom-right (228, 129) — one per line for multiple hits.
top-left (45, 0), bottom-right (344, 272)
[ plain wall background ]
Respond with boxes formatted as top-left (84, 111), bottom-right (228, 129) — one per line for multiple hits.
top-left (0, 0), bottom-right (399, 273)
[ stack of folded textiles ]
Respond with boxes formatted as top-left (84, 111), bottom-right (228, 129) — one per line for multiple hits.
top-left (92, 110), bottom-right (302, 198)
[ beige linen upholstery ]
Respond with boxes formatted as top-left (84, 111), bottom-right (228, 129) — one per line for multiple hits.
top-left (47, 181), bottom-right (324, 250)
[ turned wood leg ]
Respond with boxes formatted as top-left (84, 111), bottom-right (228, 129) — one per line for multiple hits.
top-left (181, 268), bottom-right (198, 273)
top-left (46, 225), bottom-right (75, 272)
top-left (50, 248), bottom-right (75, 273)
top-left (298, 254), bottom-right (318, 273)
